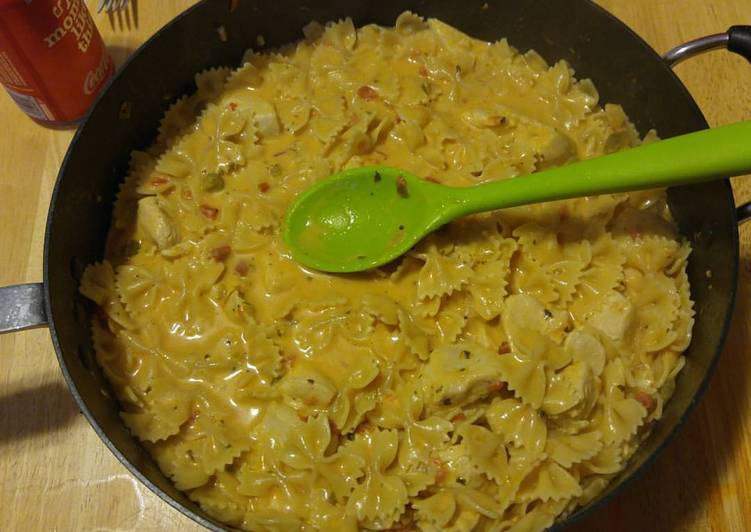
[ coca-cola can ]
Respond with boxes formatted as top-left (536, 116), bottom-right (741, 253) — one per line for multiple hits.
top-left (0, 0), bottom-right (115, 126)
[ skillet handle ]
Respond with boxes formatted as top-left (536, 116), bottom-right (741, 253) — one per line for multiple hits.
top-left (664, 26), bottom-right (751, 66)
top-left (0, 283), bottom-right (48, 334)
top-left (663, 25), bottom-right (751, 225)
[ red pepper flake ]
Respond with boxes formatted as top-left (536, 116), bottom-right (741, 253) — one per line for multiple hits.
top-left (396, 175), bottom-right (408, 197)
top-left (488, 381), bottom-right (508, 394)
top-left (498, 341), bottom-right (511, 354)
top-left (559, 205), bottom-right (569, 221)
top-left (450, 413), bottom-right (466, 423)
top-left (432, 457), bottom-right (449, 483)
top-left (150, 175), bottom-right (169, 186)
top-left (182, 188), bottom-right (193, 200)
top-left (234, 260), bottom-right (249, 277)
top-left (418, 65), bottom-right (429, 77)
top-left (227, 102), bottom-right (238, 111)
top-left (200, 205), bottom-right (219, 220)
top-left (329, 419), bottom-right (340, 435)
top-left (258, 181), bottom-right (270, 193)
top-left (388, 514), bottom-right (416, 532)
top-left (425, 175), bottom-right (440, 183)
top-left (634, 391), bottom-right (657, 413)
top-left (186, 409), bottom-right (199, 426)
top-left (210, 245), bottom-right (232, 262)
top-left (357, 85), bottom-right (379, 100)
top-left (395, 115), bottom-right (403, 124)
top-left (283, 353), bottom-right (296, 369)
top-left (355, 422), bottom-right (373, 435)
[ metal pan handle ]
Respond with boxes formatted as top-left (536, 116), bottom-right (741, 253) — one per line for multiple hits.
top-left (664, 25), bottom-right (751, 225)
top-left (0, 283), bottom-right (48, 334)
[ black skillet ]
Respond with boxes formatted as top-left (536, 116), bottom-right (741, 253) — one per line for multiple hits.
top-left (1, 0), bottom-right (750, 529)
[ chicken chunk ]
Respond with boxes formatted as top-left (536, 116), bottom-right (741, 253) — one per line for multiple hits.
top-left (137, 196), bottom-right (179, 250)
top-left (420, 343), bottom-right (506, 412)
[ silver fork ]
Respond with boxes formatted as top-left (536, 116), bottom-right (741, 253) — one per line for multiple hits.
top-left (96, 0), bottom-right (130, 13)
top-left (95, 0), bottom-right (137, 31)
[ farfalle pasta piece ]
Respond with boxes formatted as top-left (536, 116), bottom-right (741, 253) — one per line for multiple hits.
top-left (398, 308), bottom-right (430, 360)
top-left (454, 487), bottom-right (504, 520)
top-left (461, 424), bottom-right (508, 482)
top-left (581, 444), bottom-right (623, 475)
top-left (626, 270), bottom-right (680, 352)
top-left (80, 261), bottom-right (136, 330)
top-left (340, 429), bottom-right (409, 527)
top-left (546, 259), bottom-right (585, 306)
top-left (79, 261), bottom-right (116, 306)
top-left (242, 511), bottom-right (306, 532)
top-left (516, 460), bottom-right (582, 503)
top-left (154, 148), bottom-right (193, 178)
top-left (189, 472), bottom-right (249, 527)
top-left (545, 431), bottom-right (603, 468)
top-left (597, 390), bottom-right (647, 445)
top-left (496, 450), bottom-right (544, 513)
top-left (120, 377), bottom-right (192, 443)
top-left (415, 243), bottom-right (472, 300)
top-left (115, 264), bottom-right (162, 314)
top-left (495, 351), bottom-right (547, 409)
top-left (329, 355), bottom-right (381, 434)
top-left (467, 250), bottom-right (514, 320)
top-left (486, 397), bottom-right (547, 455)
top-left (542, 361), bottom-right (596, 417)
top-left (434, 291), bottom-right (471, 345)
top-left (413, 490), bottom-right (456, 529)
top-left (503, 499), bottom-right (568, 532)
top-left (281, 413), bottom-right (365, 500)
top-left (623, 235), bottom-right (680, 273)
top-left (279, 365), bottom-right (337, 412)
top-left (396, 387), bottom-right (453, 470)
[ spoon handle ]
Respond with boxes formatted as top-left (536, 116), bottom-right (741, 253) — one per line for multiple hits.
top-left (454, 120), bottom-right (751, 216)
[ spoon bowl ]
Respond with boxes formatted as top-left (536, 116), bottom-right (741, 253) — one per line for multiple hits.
top-left (283, 167), bottom-right (451, 272)
top-left (284, 120), bottom-right (751, 273)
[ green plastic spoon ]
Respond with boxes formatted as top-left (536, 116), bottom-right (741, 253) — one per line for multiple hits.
top-left (284, 120), bottom-right (751, 273)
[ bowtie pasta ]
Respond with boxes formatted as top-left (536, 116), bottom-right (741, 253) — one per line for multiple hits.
top-left (80, 12), bottom-right (693, 532)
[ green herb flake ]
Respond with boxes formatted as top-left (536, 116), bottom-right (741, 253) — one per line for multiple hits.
top-left (201, 172), bottom-right (225, 193)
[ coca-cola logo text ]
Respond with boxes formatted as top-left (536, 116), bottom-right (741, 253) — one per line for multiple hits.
top-left (83, 51), bottom-right (111, 95)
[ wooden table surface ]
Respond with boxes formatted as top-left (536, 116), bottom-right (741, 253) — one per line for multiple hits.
top-left (1, 1), bottom-right (749, 530)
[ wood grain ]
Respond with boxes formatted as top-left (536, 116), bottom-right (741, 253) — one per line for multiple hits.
top-left (0, 1), bottom-right (748, 530)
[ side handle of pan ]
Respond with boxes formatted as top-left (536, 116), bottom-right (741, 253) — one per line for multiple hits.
top-left (664, 25), bottom-right (751, 225)
top-left (0, 283), bottom-right (48, 334)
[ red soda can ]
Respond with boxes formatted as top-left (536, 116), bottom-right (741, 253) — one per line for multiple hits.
top-left (0, 0), bottom-right (114, 126)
